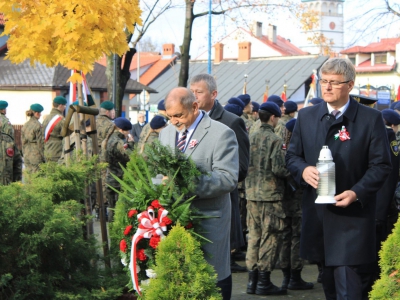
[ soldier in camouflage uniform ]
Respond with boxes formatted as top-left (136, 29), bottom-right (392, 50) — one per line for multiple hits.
top-left (0, 131), bottom-right (22, 185)
top-left (138, 99), bottom-right (169, 144)
top-left (21, 104), bottom-right (45, 173)
top-left (96, 101), bottom-right (115, 208)
top-left (274, 101), bottom-right (297, 142)
top-left (279, 118), bottom-right (314, 291)
top-left (245, 102), bottom-right (289, 296)
top-left (103, 117), bottom-right (134, 222)
top-left (137, 115), bottom-right (167, 155)
top-left (0, 100), bottom-right (15, 138)
top-left (238, 94), bottom-right (254, 132)
top-left (42, 96), bottom-right (67, 162)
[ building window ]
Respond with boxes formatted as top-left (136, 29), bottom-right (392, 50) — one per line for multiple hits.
top-left (349, 57), bottom-right (356, 65)
top-left (375, 54), bottom-right (387, 64)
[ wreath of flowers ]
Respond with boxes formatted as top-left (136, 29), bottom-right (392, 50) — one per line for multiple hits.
top-left (110, 141), bottom-right (209, 296)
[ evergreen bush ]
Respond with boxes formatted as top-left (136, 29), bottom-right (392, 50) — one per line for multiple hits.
top-left (370, 218), bottom-right (400, 299)
top-left (142, 225), bottom-right (222, 300)
top-left (0, 158), bottom-right (122, 299)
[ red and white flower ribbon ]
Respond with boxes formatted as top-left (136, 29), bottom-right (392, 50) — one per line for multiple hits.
top-left (129, 206), bottom-right (169, 295)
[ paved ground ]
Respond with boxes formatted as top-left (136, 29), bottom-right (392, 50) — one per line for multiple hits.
top-left (93, 219), bottom-right (325, 299)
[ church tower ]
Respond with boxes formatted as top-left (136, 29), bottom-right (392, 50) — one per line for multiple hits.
top-left (300, 0), bottom-right (344, 55)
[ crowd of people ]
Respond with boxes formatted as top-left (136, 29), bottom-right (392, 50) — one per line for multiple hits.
top-left (0, 57), bottom-right (399, 299)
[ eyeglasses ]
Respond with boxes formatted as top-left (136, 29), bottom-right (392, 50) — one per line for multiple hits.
top-left (319, 79), bottom-right (351, 88)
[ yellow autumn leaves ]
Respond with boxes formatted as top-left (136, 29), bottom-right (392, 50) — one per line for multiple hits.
top-left (0, 0), bottom-right (142, 82)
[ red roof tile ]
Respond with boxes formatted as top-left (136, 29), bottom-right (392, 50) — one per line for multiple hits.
top-left (341, 38), bottom-right (400, 54)
top-left (253, 33), bottom-right (307, 56)
top-left (355, 59), bottom-right (396, 73)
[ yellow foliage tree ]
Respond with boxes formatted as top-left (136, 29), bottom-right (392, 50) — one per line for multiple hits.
top-left (0, 0), bottom-right (142, 82)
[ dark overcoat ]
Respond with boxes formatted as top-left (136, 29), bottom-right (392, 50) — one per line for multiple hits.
top-left (209, 100), bottom-right (250, 250)
top-left (286, 98), bottom-right (391, 266)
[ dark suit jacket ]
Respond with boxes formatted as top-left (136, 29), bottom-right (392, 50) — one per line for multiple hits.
top-left (131, 122), bottom-right (146, 143)
top-left (286, 98), bottom-right (391, 266)
top-left (209, 100), bottom-right (250, 250)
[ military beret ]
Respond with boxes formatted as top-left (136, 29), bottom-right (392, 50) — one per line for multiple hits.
top-left (251, 101), bottom-right (260, 112)
top-left (53, 96), bottom-right (67, 105)
top-left (267, 95), bottom-right (284, 107)
top-left (285, 118), bottom-right (296, 132)
top-left (237, 94), bottom-right (251, 106)
top-left (157, 99), bottom-right (166, 111)
top-left (382, 109), bottom-right (400, 125)
top-left (114, 117), bottom-right (132, 130)
top-left (72, 100), bottom-right (87, 106)
top-left (30, 103), bottom-right (44, 112)
top-left (0, 100), bottom-right (8, 110)
top-left (224, 104), bottom-right (243, 117)
top-left (228, 97), bottom-right (245, 109)
top-left (351, 94), bottom-right (377, 105)
top-left (150, 115), bottom-right (167, 130)
top-left (284, 101), bottom-right (298, 114)
top-left (390, 102), bottom-right (398, 110)
top-left (259, 102), bottom-right (282, 117)
top-left (100, 101), bottom-right (114, 110)
top-left (393, 102), bottom-right (400, 111)
top-left (309, 97), bottom-right (324, 105)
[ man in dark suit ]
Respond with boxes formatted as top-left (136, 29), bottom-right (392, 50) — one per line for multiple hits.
top-left (286, 58), bottom-right (392, 300)
top-left (131, 112), bottom-right (146, 143)
top-left (190, 74), bottom-right (250, 273)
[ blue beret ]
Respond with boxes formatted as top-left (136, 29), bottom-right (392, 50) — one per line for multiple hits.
top-left (252, 101), bottom-right (260, 112)
top-left (285, 118), bottom-right (296, 132)
top-left (53, 96), bottom-right (67, 105)
top-left (0, 100), bottom-right (8, 110)
top-left (114, 117), bottom-right (132, 130)
top-left (390, 102), bottom-right (398, 110)
top-left (30, 103), bottom-right (44, 112)
top-left (309, 97), bottom-right (324, 105)
top-left (224, 104), bottom-right (243, 117)
top-left (259, 102), bottom-right (282, 117)
top-left (157, 99), bottom-right (166, 111)
top-left (284, 101), bottom-right (298, 114)
top-left (72, 100), bottom-right (87, 106)
top-left (237, 94), bottom-right (251, 106)
top-left (100, 101), bottom-right (114, 110)
top-left (150, 115), bottom-right (167, 130)
top-left (267, 95), bottom-right (284, 107)
top-left (382, 109), bottom-right (400, 125)
top-left (394, 102), bottom-right (400, 111)
top-left (227, 97), bottom-right (245, 109)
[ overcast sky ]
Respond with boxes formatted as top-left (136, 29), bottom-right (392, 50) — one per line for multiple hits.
top-left (137, 0), bottom-right (399, 57)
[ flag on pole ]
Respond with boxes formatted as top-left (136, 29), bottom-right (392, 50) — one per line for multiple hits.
top-left (397, 85), bottom-right (400, 101)
top-left (263, 88), bottom-right (268, 103)
top-left (304, 74), bottom-right (317, 107)
top-left (82, 73), bottom-right (95, 106)
top-left (281, 91), bottom-right (287, 101)
top-left (243, 82), bottom-right (247, 94)
top-left (69, 70), bottom-right (77, 105)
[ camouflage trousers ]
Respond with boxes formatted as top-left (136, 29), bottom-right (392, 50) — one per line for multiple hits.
top-left (246, 201), bottom-right (284, 272)
top-left (279, 215), bottom-right (303, 270)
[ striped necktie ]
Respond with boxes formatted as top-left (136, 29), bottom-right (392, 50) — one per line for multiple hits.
top-left (177, 130), bottom-right (188, 152)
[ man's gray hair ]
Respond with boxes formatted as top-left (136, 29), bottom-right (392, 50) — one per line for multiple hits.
top-left (319, 58), bottom-right (356, 82)
top-left (189, 74), bottom-right (217, 93)
top-left (165, 87), bottom-right (196, 110)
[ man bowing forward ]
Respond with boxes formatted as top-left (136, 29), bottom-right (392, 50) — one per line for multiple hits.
top-left (159, 87), bottom-right (239, 300)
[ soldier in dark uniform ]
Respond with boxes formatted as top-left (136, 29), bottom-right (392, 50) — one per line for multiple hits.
top-left (42, 96), bottom-right (67, 162)
top-left (251, 101), bottom-right (260, 121)
top-left (250, 95), bottom-right (285, 136)
top-left (279, 118), bottom-right (314, 291)
top-left (224, 97), bottom-right (244, 117)
top-left (0, 100), bottom-right (15, 138)
top-left (22, 104), bottom-right (45, 173)
top-left (245, 102), bottom-right (289, 296)
top-left (102, 117), bottom-right (134, 222)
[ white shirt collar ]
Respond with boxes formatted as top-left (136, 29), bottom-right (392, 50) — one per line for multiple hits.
top-left (326, 98), bottom-right (350, 119)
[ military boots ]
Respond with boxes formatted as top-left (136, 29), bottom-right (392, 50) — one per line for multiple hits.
top-left (255, 271), bottom-right (287, 295)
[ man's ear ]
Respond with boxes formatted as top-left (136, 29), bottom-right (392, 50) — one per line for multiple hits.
top-left (211, 90), bottom-right (218, 101)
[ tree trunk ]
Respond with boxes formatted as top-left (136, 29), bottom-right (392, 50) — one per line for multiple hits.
top-left (178, 1), bottom-right (195, 87)
top-left (106, 47), bottom-right (136, 118)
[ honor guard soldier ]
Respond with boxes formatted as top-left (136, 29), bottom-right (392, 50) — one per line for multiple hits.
top-left (0, 100), bottom-right (14, 138)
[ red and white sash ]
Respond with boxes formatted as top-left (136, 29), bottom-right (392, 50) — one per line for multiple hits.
top-left (44, 115), bottom-right (62, 142)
